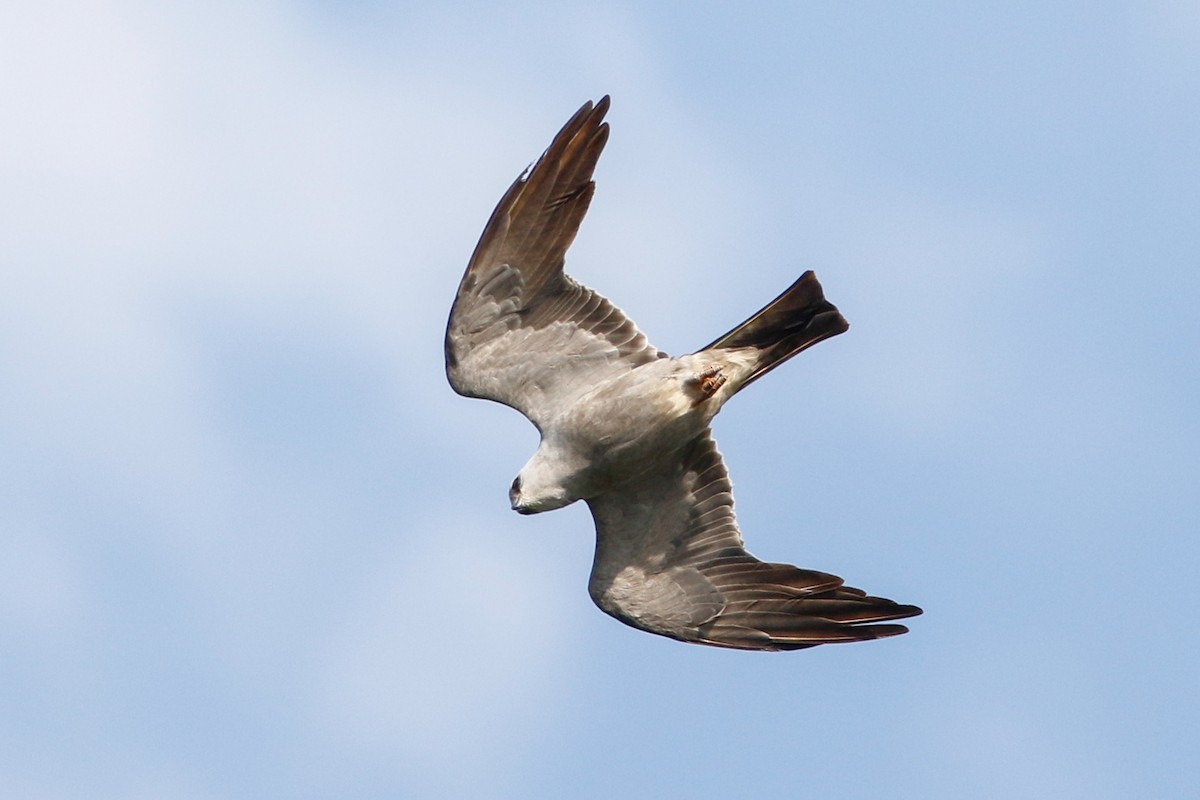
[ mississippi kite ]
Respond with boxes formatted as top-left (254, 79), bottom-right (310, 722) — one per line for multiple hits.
top-left (446, 97), bottom-right (920, 651)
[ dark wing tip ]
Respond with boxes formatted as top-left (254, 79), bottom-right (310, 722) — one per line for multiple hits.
top-left (695, 563), bottom-right (923, 651)
top-left (461, 96), bottom-right (613, 288)
top-left (890, 602), bottom-right (924, 619)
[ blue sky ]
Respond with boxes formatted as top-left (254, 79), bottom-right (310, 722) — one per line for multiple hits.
top-left (2, 2), bottom-right (1197, 798)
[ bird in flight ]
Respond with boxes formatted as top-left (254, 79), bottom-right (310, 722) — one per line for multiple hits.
top-left (445, 97), bottom-right (920, 651)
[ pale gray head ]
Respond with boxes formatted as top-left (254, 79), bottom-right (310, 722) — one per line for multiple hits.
top-left (509, 453), bottom-right (575, 515)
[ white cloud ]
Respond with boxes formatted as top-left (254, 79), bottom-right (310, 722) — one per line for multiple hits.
top-left (0, 504), bottom-right (89, 646)
top-left (0, 3), bottom-right (689, 795)
top-left (311, 510), bottom-right (578, 796)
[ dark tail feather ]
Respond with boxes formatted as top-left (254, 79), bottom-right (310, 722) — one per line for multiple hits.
top-left (699, 271), bottom-right (849, 389)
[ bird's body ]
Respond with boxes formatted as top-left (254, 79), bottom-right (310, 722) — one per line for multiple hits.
top-left (517, 358), bottom-right (712, 507)
top-left (529, 354), bottom-right (736, 488)
top-left (446, 97), bottom-right (921, 650)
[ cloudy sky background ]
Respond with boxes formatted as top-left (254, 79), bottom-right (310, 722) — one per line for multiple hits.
top-left (3, 2), bottom-right (1197, 798)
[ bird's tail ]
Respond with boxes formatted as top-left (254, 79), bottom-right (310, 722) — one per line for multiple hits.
top-left (698, 271), bottom-right (848, 390)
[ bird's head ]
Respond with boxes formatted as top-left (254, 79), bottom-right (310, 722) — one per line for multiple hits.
top-left (509, 459), bottom-right (574, 515)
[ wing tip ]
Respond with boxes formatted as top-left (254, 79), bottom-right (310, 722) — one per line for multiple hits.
top-left (691, 592), bottom-right (923, 651)
top-left (696, 618), bottom-right (919, 652)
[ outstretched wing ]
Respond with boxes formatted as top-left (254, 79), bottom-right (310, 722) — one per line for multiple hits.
top-left (586, 432), bottom-right (922, 651)
top-left (446, 96), bottom-right (663, 430)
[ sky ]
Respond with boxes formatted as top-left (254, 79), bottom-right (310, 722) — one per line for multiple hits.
top-left (2, 2), bottom-right (1198, 798)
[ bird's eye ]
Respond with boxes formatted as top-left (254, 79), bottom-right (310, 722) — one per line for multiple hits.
top-left (510, 476), bottom-right (522, 495)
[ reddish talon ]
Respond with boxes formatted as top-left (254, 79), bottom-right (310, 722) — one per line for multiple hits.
top-left (690, 366), bottom-right (726, 403)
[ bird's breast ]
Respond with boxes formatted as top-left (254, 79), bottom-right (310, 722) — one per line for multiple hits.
top-left (553, 361), bottom-right (710, 480)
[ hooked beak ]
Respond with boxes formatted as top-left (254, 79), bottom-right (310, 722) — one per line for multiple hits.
top-left (509, 476), bottom-right (531, 513)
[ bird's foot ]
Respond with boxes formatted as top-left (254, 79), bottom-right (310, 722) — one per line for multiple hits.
top-left (686, 366), bottom-right (727, 404)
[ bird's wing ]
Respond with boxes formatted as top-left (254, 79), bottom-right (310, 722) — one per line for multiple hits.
top-left (586, 432), bottom-right (922, 651)
top-left (446, 96), bottom-right (663, 429)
